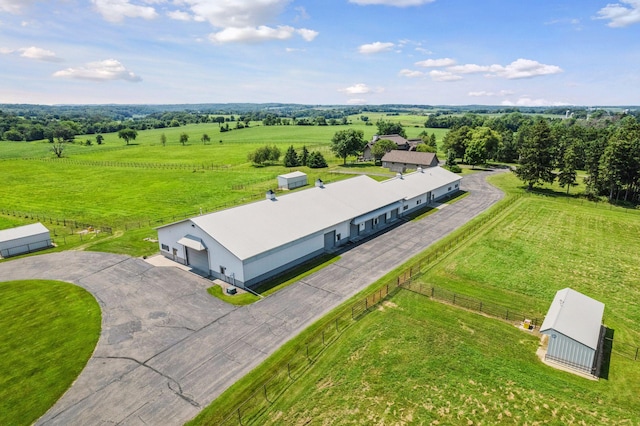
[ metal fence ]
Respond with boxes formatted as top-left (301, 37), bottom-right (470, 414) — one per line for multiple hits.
top-left (399, 282), bottom-right (540, 328)
top-left (0, 209), bottom-right (113, 235)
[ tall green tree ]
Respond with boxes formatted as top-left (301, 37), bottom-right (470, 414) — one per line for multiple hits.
top-left (331, 129), bottom-right (365, 165)
top-left (201, 133), bottom-right (210, 144)
top-left (463, 138), bottom-right (487, 169)
top-left (298, 145), bottom-right (309, 166)
top-left (284, 145), bottom-right (300, 167)
top-left (160, 133), bottom-right (167, 147)
top-left (118, 128), bottom-right (137, 145)
top-left (558, 145), bottom-right (578, 194)
top-left (442, 126), bottom-right (471, 158)
top-left (307, 151), bottom-right (328, 168)
top-left (514, 119), bottom-right (556, 190)
top-left (179, 132), bottom-right (189, 146)
top-left (95, 134), bottom-right (104, 145)
top-left (371, 139), bottom-right (397, 162)
top-left (376, 120), bottom-right (406, 138)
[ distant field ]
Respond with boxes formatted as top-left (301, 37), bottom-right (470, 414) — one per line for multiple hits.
top-left (0, 122), bottom-right (448, 255)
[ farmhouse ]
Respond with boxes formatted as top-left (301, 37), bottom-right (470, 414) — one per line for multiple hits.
top-left (0, 222), bottom-right (51, 258)
top-left (540, 288), bottom-right (605, 375)
top-left (156, 167), bottom-right (461, 288)
top-left (381, 150), bottom-right (439, 173)
top-left (277, 171), bottom-right (307, 190)
top-left (362, 134), bottom-right (422, 161)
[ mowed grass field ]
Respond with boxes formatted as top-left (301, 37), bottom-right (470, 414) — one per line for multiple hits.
top-left (0, 119), bottom-right (447, 255)
top-left (259, 292), bottom-right (639, 424)
top-left (192, 172), bottom-right (640, 425)
top-left (0, 280), bottom-right (101, 426)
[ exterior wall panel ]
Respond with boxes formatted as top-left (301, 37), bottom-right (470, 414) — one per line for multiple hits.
top-left (544, 331), bottom-right (595, 372)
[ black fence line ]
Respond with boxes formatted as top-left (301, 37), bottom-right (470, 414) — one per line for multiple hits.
top-left (36, 157), bottom-right (233, 171)
top-left (0, 209), bottom-right (113, 235)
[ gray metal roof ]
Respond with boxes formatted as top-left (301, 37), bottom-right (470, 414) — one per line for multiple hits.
top-left (381, 166), bottom-right (460, 200)
top-left (278, 171), bottom-right (307, 179)
top-left (190, 175), bottom-right (403, 261)
top-left (540, 288), bottom-right (604, 350)
top-left (0, 222), bottom-right (50, 243)
top-left (382, 150), bottom-right (438, 165)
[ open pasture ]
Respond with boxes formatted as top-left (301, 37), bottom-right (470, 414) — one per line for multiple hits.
top-left (0, 280), bottom-right (101, 426)
top-left (256, 291), bottom-right (640, 425)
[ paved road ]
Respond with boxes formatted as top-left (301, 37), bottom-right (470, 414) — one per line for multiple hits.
top-left (0, 169), bottom-right (504, 425)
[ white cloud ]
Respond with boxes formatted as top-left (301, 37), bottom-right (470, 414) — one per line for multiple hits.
top-left (19, 46), bottom-right (63, 62)
top-left (92, 0), bottom-right (158, 23)
top-left (0, 47), bottom-right (15, 54)
top-left (339, 83), bottom-right (372, 94)
top-left (447, 59), bottom-right (562, 79)
top-left (415, 47), bottom-right (433, 54)
top-left (0, 0), bottom-right (37, 14)
top-left (490, 59), bottom-right (562, 79)
top-left (209, 25), bottom-right (317, 43)
top-left (167, 10), bottom-right (192, 21)
top-left (429, 70), bottom-right (462, 82)
top-left (468, 90), bottom-right (514, 97)
top-left (415, 57), bottom-right (456, 67)
top-left (297, 28), bottom-right (319, 41)
top-left (179, 0), bottom-right (290, 28)
top-left (398, 69), bottom-right (424, 78)
top-left (349, 0), bottom-right (435, 6)
top-left (596, 0), bottom-right (640, 27)
top-left (502, 97), bottom-right (570, 107)
top-left (53, 59), bottom-right (142, 82)
top-left (358, 41), bottom-right (395, 54)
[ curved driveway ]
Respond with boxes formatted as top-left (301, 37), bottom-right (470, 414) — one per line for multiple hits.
top-left (0, 170), bottom-right (504, 425)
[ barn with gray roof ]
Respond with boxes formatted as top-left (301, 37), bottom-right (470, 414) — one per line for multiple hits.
top-left (156, 167), bottom-right (461, 288)
top-left (0, 222), bottom-right (51, 258)
top-left (540, 288), bottom-right (605, 375)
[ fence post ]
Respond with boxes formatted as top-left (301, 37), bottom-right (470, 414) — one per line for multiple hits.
top-left (453, 294), bottom-right (456, 305)
top-left (335, 318), bottom-right (339, 332)
top-left (322, 330), bottom-right (325, 346)
top-left (365, 298), bottom-right (368, 310)
top-left (287, 363), bottom-right (292, 380)
top-left (264, 384), bottom-right (269, 403)
top-left (237, 408), bottom-right (242, 425)
top-left (479, 302), bottom-right (482, 312)
top-left (505, 309), bottom-right (509, 320)
top-left (431, 287), bottom-right (434, 297)
top-left (636, 347), bottom-right (639, 361)
top-left (351, 306), bottom-right (354, 319)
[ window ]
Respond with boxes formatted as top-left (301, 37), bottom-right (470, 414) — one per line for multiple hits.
top-left (161, 244), bottom-right (169, 251)
top-left (448, 186), bottom-right (452, 191)
top-left (373, 218), bottom-right (379, 225)
top-left (403, 205), bottom-right (409, 211)
top-left (455, 183), bottom-right (459, 188)
top-left (220, 266), bottom-right (226, 275)
top-left (336, 233), bottom-right (341, 241)
top-left (417, 199), bottom-right (422, 205)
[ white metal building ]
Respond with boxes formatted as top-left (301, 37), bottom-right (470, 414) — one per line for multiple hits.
top-left (277, 171), bottom-right (307, 190)
top-left (540, 288), bottom-right (605, 375)
top-left (0, 222), bottom-right (52, 258)
top-left (157, 167), bottom-right (461, 288)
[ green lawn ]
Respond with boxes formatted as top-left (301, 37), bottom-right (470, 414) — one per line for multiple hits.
top-left (0, 280), bottom-right (101, 426)
top-left (258, 291), bottom-right (639, 424)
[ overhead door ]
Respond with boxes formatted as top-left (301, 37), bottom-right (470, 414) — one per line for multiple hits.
top-left (324, 230), bottom-right (336, 250)
top-left (186, 247), bottom-right (209, 276)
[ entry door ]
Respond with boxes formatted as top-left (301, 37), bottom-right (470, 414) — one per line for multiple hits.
top-left (324, 230), bottom-right (336, 250)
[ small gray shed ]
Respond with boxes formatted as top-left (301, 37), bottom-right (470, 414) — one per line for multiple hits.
top-left (0, 222), bottom-right (52, 258)
top-left (277, 171), bottom-right (307, 190)
top-left (540, 288), bottom-right (604, 375)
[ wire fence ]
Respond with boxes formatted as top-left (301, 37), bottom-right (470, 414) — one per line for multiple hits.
top-left (37, 157), bottom-right (233, 171)
top-left (0, 209), bottom-right (113, 235)
top-left (399, 281), bottom-right (540, 328)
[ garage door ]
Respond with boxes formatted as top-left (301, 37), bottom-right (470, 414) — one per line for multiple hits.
top-left (186, 247), bottom-right (209, 275)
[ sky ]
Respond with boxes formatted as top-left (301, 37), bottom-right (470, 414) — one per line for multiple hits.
top-left (0, 0), bottom-right (639, 106)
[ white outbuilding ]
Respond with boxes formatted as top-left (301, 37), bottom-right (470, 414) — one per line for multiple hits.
top-left (157, 167), bottom-right (461, 288)
top-left (540, 288), bottom-right (605, 375)
top-left (277, 171), bottom-right (308, 190)
top-left (0, 222), bottom-right (52, 258)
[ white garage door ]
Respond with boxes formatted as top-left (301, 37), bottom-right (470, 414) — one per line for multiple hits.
top-left (186, 247), bottom-right (209, 275)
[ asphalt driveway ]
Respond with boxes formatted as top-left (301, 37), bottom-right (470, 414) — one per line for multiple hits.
top-left (0, 169), bottom-right (504, 425)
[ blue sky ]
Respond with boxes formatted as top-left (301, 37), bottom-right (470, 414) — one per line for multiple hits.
top-left (0, 0), bottom-right (639, 106)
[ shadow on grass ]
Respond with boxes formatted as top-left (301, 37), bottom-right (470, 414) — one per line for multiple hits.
top-left (598, 327), bottom-right (614, 380)
top-left (339, 162), bottom-right (375, 169)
